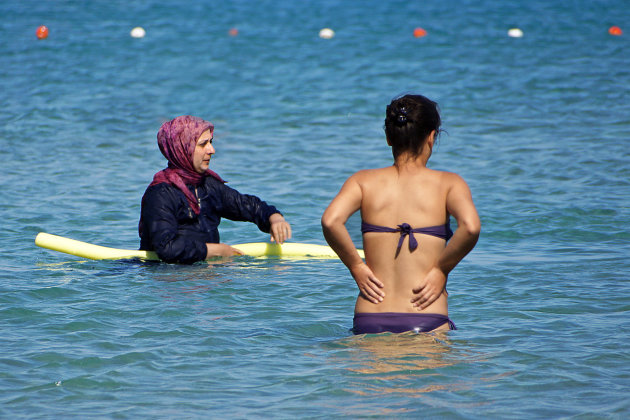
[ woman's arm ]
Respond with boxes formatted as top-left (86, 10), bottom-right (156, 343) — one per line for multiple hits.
top-left (209, 214), bottom-right (290, 257)
top-left (216, 182), bottom-right (285, 237)
top-left (411, 173), bottom-right (481, 309)
top-left (321, 174), bottom-right (385, 304)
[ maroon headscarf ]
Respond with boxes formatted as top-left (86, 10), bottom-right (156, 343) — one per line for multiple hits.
top-left (140, 116), bottom-right (226, 238)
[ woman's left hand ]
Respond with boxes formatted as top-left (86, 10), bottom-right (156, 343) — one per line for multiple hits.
top-left (269, 213), bottom-right (292, 244)
top-left (411, 267), bottom-right (447, 310)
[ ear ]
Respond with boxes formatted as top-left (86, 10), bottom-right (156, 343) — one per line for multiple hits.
top-left (426, 130), bottom-right (436, 151)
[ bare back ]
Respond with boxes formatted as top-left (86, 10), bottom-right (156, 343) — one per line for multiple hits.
top-left (355, 165), bottom-right (454, 314)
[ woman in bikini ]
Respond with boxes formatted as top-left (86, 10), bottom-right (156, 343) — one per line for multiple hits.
top-left (321, 94), bottom-right (480, 334)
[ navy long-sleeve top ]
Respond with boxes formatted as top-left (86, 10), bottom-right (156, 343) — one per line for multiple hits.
top-left (139, 176), bottom-right (279, 264)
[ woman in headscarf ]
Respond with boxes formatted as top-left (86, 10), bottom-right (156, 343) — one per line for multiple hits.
top-left (139, 115), bottom-right (291, 264)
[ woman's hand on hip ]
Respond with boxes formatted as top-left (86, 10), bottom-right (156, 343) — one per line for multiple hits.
top-left (411, 267), bottom-right (447, 310)
top-left (350, 262), bottom-right (385, 304)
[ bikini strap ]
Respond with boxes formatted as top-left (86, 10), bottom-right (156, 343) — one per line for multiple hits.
top-left (397, 223), bottom-right (418, 252)
top-left (447, 318), bottom-right (457, 330)
top-left (361, 221), bottom-right (419, 252)
top-left (361, 221), bottom-right (452, 253)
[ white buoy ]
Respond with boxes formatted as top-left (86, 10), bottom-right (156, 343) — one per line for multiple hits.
top-left (130, 27), bottom-right (146, 38)
top-left (507, 28), bottom-right (523, 38)
top-left (319, 28), bottom-right (335, 39)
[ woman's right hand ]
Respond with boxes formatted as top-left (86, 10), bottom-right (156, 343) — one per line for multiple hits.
top-left (411, 266), bottom-right (447, 310)
top-left (205, 243), bottom-right (245, 259)
top-left (350, 262), bottom-right (385, 304)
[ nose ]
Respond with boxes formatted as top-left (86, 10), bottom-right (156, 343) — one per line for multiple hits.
top-left (206, 143), bottom-right (215, 154)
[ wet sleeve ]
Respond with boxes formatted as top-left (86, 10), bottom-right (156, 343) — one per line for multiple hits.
top-left (217, 183), bottom-right (280, 233)
top-left (141, 186), bottom-right (207, 264)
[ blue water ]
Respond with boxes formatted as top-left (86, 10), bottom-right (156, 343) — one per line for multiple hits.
top-left (2, 0), bottom-right (629, 418)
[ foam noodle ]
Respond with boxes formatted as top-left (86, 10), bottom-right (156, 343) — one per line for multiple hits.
top-left (35, 232), bottom-right (362, 261)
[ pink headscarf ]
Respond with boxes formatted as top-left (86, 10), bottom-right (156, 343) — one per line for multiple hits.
top-left (148, 115), bottom-right (225, 215)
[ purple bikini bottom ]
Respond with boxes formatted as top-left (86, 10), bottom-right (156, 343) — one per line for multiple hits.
top-left (352, 312), bottom-right (456, 335)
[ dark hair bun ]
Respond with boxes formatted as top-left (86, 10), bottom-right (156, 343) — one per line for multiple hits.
top-left (384, 94), bottom-right (441, 159)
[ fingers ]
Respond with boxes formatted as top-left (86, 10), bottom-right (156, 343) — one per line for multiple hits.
top-left (411, 267), bottom-right (446, 309)
top-left (411, 289), bottom-right (438, 309)
top-left (206, 243), bottom-right (245, 258)
top-left (361, 276), bottom-right (385, 303)
top-left (361, 284), bottom-right (384, 304)
top-left (417, 295), bottom-right (437, 310)
top-left (270, 221), bottom-right (292, 244)
top-left (412, 294), bottom-right (431, 309)
top-left (350, 263), bottom-right (385, 304)
top-left (410, 281), bottom-right (425, 303)
top-left (371, 276), bottom-right (385, 289)
top-left (231, 246), bottom-right (245, 256)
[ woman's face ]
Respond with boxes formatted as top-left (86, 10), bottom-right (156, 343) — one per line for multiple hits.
top-left (192, 129), bottom-right (215, 174)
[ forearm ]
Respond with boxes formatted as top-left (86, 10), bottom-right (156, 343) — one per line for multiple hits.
top-left (321, 173), bottom-right (364, 269)
top-left (435, 225), bottom-right (479, 275)
top-left (322, 218), bottom-right (384, 303)
top-left (218, 182), bottom-right (279, 232)
top-left (322, 220), bottom-right (363, 269)
top-left (440, 173), bottom-right (481, 275)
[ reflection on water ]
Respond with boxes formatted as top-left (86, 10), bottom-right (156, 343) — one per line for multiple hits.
top-left (344, 331), bottom-right (463, 375)
top-left (333, 331), bottom-right (510, 402)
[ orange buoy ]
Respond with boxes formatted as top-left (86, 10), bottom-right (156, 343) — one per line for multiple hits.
top-left (413, 27), bottom-right (427, 38)
top-left (36, 25), bottom-right (49, 40)
top-left (609, 26), bottom-right (622, 36)
top-left (229, 28), bottom-right (239, 36)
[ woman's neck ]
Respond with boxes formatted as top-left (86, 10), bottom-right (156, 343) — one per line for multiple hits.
top-left (393, 151), bottom-right (430, 170)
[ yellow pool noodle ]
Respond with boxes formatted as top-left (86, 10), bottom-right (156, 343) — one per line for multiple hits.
top-left (35, 232), bottom-right (363, 261)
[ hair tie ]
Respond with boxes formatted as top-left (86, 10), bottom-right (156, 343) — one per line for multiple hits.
top-left (396, 107), bottom-right (408, 125)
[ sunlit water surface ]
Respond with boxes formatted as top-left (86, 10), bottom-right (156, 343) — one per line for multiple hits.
top-left (1, 0), bottom-right (629, 418)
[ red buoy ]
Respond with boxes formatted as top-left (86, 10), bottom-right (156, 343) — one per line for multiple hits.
top-left (609, 26), bottom-right (622, 36)
top-left (413, 27), bottom-right (427, 38)
top-left (36, 25), bottom-right (49, 40)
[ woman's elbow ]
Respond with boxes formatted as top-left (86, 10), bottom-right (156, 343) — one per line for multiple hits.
top-left (321, 214), bottom-right (333, 232)
top-left (459, 216), bottom-right (481, 238)
top-left (321, 212), bottom-right (341, 233)
top-left (467, 218), bottom-right (481, 238)
top-left (155, 246), bottom-right (181, 264)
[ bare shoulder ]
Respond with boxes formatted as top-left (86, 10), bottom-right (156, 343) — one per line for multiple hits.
top-left (349, 167), bottom-right (392, 183)
top-left (355, 166), bottom-right (391, 176)
top-left (434, 170), bottom-right (468, 187)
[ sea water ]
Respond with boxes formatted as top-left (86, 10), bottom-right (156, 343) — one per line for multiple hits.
top-left (1, 0), bottom-right (629, 418)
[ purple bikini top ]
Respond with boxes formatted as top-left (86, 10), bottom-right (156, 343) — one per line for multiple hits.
top-left (361, 220), bottom-right (453, 252)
